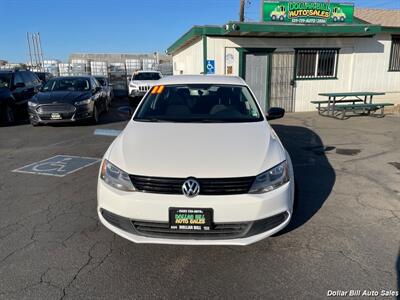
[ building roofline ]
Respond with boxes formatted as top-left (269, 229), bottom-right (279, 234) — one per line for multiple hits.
top-left (167, 26), bottom-right (224, 55)
top-left (166, 21), bottom-right (383, 55)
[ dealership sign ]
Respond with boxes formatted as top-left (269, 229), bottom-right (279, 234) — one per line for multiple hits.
top-left (262, 1), bottom-right (354, 24)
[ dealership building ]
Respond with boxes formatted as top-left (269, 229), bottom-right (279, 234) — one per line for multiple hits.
top-left (167, 3), bottom-right (400, 112)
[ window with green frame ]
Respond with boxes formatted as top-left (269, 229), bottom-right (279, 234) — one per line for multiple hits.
top-left (389, 35), bottom-right (400, 72)
top-left (295, 49), bottom-right (339, 79)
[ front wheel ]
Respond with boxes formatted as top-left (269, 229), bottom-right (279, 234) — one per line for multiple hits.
top-left (30, 119), bottom-right (40, 126)
top-left (4, 106), bottom-right (15, 124)
top-left (92, 105), bottom-right (99, 124)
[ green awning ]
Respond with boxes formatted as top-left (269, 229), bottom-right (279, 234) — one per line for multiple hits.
top-left (167, 21), bottom-right (382, 55)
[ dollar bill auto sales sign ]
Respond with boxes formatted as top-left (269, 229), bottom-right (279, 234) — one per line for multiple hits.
top-left (262, 1), bottom-right (354, 24)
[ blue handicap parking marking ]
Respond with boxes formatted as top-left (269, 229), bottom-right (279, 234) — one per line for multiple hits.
top-left (206, 60), bottom-right (215, 74)
top-left (12, 155), bottom-right (101, 177)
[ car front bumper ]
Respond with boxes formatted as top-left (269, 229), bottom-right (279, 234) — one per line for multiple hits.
top-left (97, 178), bottom-right (294, 246)
top-left (129, 89), bottom-right (148, 97)
top-left (28, 104), bottom-right (94, 124)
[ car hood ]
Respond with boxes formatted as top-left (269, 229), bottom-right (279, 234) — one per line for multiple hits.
top-left (34, 91), bottom-right (92, 104)
top-left (107, 121), bottom-right (286, 178)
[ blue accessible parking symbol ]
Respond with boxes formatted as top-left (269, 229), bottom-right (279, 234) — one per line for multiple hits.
top-left (12, 155), bottom-right (101, 177)
top-left (206, 60), bottom-right (215, 74)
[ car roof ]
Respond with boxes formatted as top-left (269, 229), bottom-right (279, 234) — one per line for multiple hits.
top-left (157, 75), bottom-right (246, 86)
top-left (54, 76), bottom-right (93, 80)
top-left (136, 70), bottom-right (161, 73)
top-left (0, 69), bottom-right (25, 74)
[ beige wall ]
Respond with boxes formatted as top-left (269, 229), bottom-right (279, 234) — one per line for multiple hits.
top-left (172, 34), bottom-right (400, 111)
top-left (172, 38), bottom-right (203, 75)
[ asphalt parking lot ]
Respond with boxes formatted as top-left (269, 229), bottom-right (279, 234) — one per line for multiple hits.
top-left (0, 99), bottom-right (399, 299)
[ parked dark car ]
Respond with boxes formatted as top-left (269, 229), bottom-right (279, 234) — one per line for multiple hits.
top-left (28, 76), bottom-right (108, 125)
top-left (34, 72), bottom-right (54, 83)
top-left (0, 69), bottom-right (41, 124)
top-left (94, 76), bottom-right (113, 109)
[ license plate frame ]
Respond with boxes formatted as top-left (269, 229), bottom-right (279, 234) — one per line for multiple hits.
top-left (50, 113), bottom-right (62, 120)
top-left (169, 208), bottom-right (213, 231)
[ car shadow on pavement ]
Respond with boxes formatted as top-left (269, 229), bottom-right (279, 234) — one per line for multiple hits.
top-left (271, 124), bottom-right (336, 234)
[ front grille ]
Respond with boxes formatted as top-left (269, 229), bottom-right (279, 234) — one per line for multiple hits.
top-left (129, 175), bottom-right (255, 195)
top-left (100, 209), bottom-right (289, 240)
top-left (139, 86), bottom-right (150, 92)
top-left (132, 220), bottom-right (251, 239)
top-left (37, 104), bottom-right (76, 113)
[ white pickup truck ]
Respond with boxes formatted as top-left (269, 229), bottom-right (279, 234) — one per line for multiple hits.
top-left (128, 71), bottom-right (162, 99)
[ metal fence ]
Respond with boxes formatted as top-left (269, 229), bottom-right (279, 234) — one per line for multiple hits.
top-left (22, 58), bottom-right (173, 96)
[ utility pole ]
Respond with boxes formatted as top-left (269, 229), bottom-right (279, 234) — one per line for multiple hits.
top-left (239, 0), bottom-right (245, 22)
top-left (27, 32), bottom-right (44, 71)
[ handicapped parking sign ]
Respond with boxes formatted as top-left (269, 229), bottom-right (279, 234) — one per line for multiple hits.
top-left (206, 60), bottom-right (215, 74)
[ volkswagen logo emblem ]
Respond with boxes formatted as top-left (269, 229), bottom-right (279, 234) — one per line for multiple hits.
top-left (182, 178), bottom-right (200, 198)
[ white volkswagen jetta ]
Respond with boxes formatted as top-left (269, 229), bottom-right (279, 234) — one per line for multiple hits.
top-left (97, 75), bottom-right (294, 245)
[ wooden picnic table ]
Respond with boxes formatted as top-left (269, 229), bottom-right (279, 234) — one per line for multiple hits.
top-left (317, 91), bottom-right (386, 117)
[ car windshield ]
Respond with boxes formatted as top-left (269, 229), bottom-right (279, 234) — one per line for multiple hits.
top-left (134, 84), bottom-right (263, 123)
top-left (132, 72), bottom-right (161, 80)
top-left (42, 78), bottom-right (91, 92)
top-left (95, 78), bottom-right (107, 86)
top-left (0, 74), bottom-right (12, 88)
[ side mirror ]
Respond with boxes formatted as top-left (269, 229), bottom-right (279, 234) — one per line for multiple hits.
top-left (94, 86), bottom-right (102, 93)
top-left (15, 82), bottom-right (25, 88)
top-left (266, 107), bottom-right (285, 121)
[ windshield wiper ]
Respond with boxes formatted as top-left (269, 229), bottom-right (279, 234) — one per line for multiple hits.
top-left (195, 119), bottom-right (226, 123)
top-left (135, 118), bottom-right (173, 122)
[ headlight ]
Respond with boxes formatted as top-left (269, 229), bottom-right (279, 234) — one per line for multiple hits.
top-left (129, 83), bottom-right (137, 89)
top-left (28, 101), bottom-right (38, 107)
top-left (74, 99), bottom-right (91, 106)
top-left (100, 159), bottom-right (136, 192)
top-left (249, 161), bottom-right (289, 194)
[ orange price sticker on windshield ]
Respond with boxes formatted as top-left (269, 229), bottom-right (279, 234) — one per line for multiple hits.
top-left (151, 85), bottom-right (165, 94)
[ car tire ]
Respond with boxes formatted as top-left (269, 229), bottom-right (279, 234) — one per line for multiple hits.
top-left (92, 105), bottom-right (99, 124)
top-left (4, 105), bottom-right (15, 124)
top-left (30, 118), bottom-right (40, 126)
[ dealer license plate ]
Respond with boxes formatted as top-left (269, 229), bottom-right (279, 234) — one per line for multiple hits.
top-left (50, 113), bottom-right (62, 120)
top-left (169, 208), bottom-right (213, 231)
